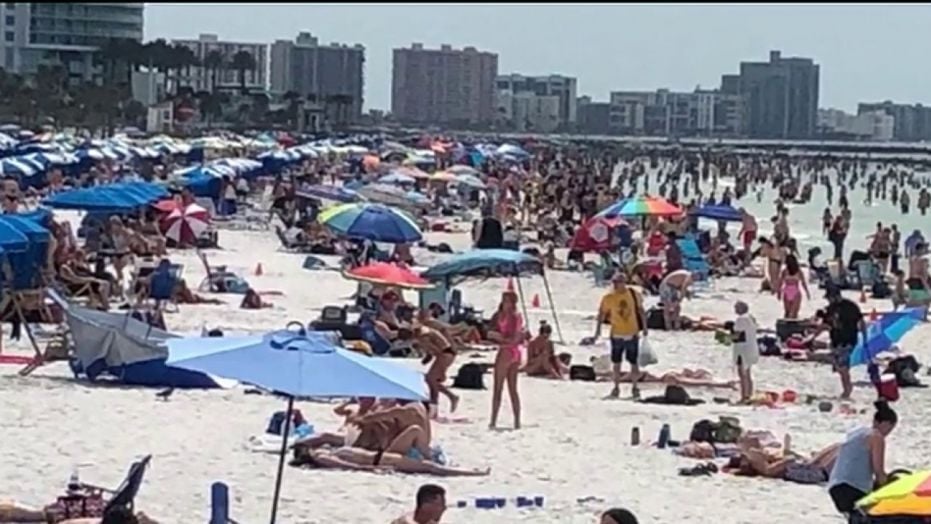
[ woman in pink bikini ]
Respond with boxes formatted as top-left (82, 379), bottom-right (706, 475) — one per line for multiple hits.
top-left (488, 290), bottom-right (527, 430)
top-left (778, 254), bottom-right (810, 319)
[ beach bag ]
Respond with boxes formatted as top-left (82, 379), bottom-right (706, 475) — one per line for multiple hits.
top-left (713, 416), bottom-right (743, 444)
top-left (637, 337), bottom-right (658, 368)
top-left (646, 307), bottom-right (666, 330)
top-left (689, 419), bottom-right (717, 443)
top-left (452, 363), bottom-right (485, 390)
top-left (569, 365), bottom-right (596, 381)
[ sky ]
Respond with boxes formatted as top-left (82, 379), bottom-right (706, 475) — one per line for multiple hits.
top-left (145, 3), bottom-right (931, 112)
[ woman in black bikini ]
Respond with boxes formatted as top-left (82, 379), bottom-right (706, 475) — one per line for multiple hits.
top-left (292, 446), bottom-right (489, 477)
top-left (415, 320), bottom-right (460, 414)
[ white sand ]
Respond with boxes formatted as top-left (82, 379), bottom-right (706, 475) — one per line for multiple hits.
top-left (1, 224), bottom-right (929, 524)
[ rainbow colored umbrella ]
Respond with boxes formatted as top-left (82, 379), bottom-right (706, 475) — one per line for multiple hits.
top-left (596, 196), bottom-right (683, 219)
top-left (318, 203), bottom-right (422, 243)
top-left (858, 470), bottom-right (931, 516)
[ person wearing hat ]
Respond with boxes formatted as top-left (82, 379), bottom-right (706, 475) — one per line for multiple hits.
top-left (824, 286), bottom-right (867, 399)
top-left (592, 272), bottom-right (647, 399)
top-left (730, 300), bottom-right (759, 403)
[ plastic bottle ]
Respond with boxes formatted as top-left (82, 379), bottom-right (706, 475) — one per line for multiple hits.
top-left (657, 423), bottom-right (671, 449)
top-left (630, 426), bottom-right (641, 446)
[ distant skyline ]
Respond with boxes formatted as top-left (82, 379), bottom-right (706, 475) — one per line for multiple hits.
top-left (145, 3), bottom-right (931, 112)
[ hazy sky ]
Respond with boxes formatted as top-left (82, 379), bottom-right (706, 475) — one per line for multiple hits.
top-left (145, 3), bottom-right (931, 112)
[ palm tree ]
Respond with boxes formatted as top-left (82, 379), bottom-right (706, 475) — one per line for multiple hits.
top-left (230, 50), bottom-right (256, 94)
top-left (203, 50), bottom-right (226, 93)
top-left (171, 44), bottom-right (199, 93)
top-left (282, 90), bottom-right (302, 128)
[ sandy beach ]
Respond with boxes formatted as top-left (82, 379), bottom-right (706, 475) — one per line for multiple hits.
top-left (1, 212), bottom-right (929, 524)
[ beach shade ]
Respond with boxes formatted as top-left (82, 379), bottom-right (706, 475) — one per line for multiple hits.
top-left (0, 219), bottom-right (30, 252)
top-left (690, 204), bottom-right (744, 222)
top-left (356, 183), bottom-right (429, 210)
top-left (344, 262), bottom-right (434, 290)
top-left (455, 174), bottom-right (486, 190)
top-left (495, 143), bottom-right (529, 158)
top-left (296, 184), bottom-right (362, 204)
top-left (429, 171), bottom-right (458, 183)
top-left (446, 165), bottom-right (481, 177)
top-left (378, 173), bottom-right (416, 185)
top-left (857, 470), bottom-right (931, 517)
top-left (596, 195), bottom-right (683, 219)
top-left (42, 186), bottom-right (142, 213)
top-left (161, 203), bottom-right (210, 245)
top-left (570, 216), bottom-right (626, 253)
top-left (165, 328), bottom-right (427, 524)
top-left (318, 202), bottom-right (422, 244)
top-left (152, 199), bottom-right (181, 214)
top-left (422, 249), bottom-right (543, 283)
top-left (849, 307), bottom-right (925, 367)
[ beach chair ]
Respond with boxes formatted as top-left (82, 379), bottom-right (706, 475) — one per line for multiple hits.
top-left (854, 259), bottom-right (881, 288)
top-left (139, 262), bottom-right (182, 313)
top-left (210, 482), bottom-right (240, 524)
top-left (676, 235), bottom-right (712, 287)
top-left (196, 250), bottom-right (240, 293)
top-left (81, 455), bottom-right (152, 514)
top-left (357, 312), bottom-right (412, 357)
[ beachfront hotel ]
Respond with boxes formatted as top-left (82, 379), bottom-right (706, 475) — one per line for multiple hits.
top-left (0, 2), bottom-right (144, 85)
top-left (171, 33), bottom-right (269, 94)
top-left (391, 43), bottom-right (498, 127)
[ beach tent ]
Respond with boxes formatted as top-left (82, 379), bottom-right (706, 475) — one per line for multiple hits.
top-left (690, 204), bottom-right (743, 222)
top-left (421, 249), bottom-right (564, 342)
top-left (0, 214), bottom-right (50, 290)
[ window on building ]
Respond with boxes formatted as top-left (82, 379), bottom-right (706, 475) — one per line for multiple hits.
top-left (4, 31), bottom-right (12, 42)
top-left (4, 3), bottom-right (14, 9)
top-left (4, 15), bottom-right (12, 25)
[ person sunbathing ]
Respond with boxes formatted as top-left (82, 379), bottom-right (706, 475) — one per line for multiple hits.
top-left (240, 288), bottom-right (272, 309)
top-left (172, 278), bottom-right (223, 305)
top-left (350, 400), bottom-right (434, 460)
top-left (417, 304), bottom-right (482, 347)
top-left (726, 440), bottom-right (841, 484)
top-left (58, 250), bottom-right (111, 310)
top-left (590, 361), bottom-right (736, 388)
top-left (291, 445), bottom-right (489, 477)
top-left (522, 322), bottom-right (568, 379)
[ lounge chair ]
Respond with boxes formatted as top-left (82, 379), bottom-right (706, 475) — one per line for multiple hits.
top-left (310, 305), bottom-right (363, 340)
top-left (196, 250), bottom-right (242, 293)
top-left (357, 312), bottom-right (413, 357)
top-left (83, 455), bottom-right (152, 514)
top-left (676, 235), bottom-right (712, 286)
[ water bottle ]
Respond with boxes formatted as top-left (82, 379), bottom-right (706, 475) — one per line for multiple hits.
top-left (657, 423), bottom-right (671, 449)
top-left (630, 426), bottom-right (641, 446)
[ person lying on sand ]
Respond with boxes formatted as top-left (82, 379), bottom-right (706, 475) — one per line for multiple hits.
top-left (416, 303), bottom-right (483, 348)
top-left (589, 361), bottom-right (736, 389)
top-left (291, 446), bottom-right (489, 477)
top-left (726, 440), bottom-right (841, 484)
top-left (240, 288), bottom-right (272, 309)
top-left (350, 400), bottom-right (434, 460)
top-left (0, 503), bottom-right (157, 523)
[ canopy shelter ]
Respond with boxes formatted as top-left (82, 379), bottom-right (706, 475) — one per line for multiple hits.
top-left (421, 249), bottom-right (563, 342)
top-left (690, 203), bottom-right (744, 222)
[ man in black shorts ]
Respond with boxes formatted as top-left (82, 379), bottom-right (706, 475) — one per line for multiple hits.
top-left (824, 286), bottom-right (868, 399)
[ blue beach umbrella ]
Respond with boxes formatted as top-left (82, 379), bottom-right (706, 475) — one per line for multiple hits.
top-left (849, 307), bottom-right (925, 367)
top-left (165, 328), bottom-right (427, 524)
top-left (690, 204), bottom-right (743, 222)
top-left (318, 202), bottom-right (422, 243)
top-left (378, 173), bottom-right (416, 185)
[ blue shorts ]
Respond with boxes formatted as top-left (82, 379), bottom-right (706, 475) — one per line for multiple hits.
top-left (610, 336), bottom-right (640, 365)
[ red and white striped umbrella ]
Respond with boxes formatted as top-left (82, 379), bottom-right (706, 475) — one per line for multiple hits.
top-left (161, 203), bottom-right (210, 244)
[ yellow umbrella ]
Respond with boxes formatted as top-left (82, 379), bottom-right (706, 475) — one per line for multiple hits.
top-left (858, 470), bottom-right (931, 516)
top-left (429, 171), bottom-right (457, 183)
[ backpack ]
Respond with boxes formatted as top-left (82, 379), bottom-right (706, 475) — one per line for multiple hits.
top-left (452, 363), bottom-right (485, 390)
top-left (713, 416), bottom-right (743, 444)
top-left (569, 365), bottom-right (596, 382)
top-left (689, 419), bottom-right (716, 443)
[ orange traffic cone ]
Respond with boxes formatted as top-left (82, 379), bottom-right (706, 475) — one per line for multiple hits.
top-left (506, 277), bottom-right (515, 293)
top-left (531, 294), bottom-right (541, 308)
top-left (859, 287), bottom-right (867, 304)
top-left (870, 308), bottom-right (878, 322)
top-left (254, 263), bottom-right (264, 276)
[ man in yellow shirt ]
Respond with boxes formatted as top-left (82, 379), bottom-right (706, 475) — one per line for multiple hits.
top-left (592, 272), bottom-right (648, 398)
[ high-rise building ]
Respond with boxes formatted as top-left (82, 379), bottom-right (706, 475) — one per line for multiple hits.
top-left (270, 32), bottom-right (365, 122)
top-left (818, 108), bottom-right (894, 141)
top-left (608, 88), bottom-right (743, 137)
top-left (857, 101), bottom-right (931, 142)
top-left (722, 50), bottom-right (820, 139)
top-left (576, 96), bottom-right (611, 135)
top-left (495, 73), bottom-right (577, 130)
top-left (172, 34), bottom-right (268, 93)
top-left (0, 3), bottom-right (144, 84)
top-left (391, 43), bottom-right (498, 126)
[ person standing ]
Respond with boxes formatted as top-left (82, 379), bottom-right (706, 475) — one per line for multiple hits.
top-left (392, 484), bottom-right (447, 524)
top-left (827, 401), bottom-right (898, 522)
top-left (824, 286), bottom-right (868, 399)
top-left (730, 301), bottom-right (759, 404)
top-left (488, 291), bottom-right (526, 429)
top-left (592, 273), bottom-right (648, 399)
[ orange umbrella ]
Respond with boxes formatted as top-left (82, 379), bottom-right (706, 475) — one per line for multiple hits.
top-left (343, 262), bottom-right (434, 290)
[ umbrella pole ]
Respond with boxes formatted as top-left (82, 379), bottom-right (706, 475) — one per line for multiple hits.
top-left (541, 272), bottom-right (564, 344)
top-left (269, 395), bottom-right (294, 524)
top-left (514, 273), bottom-right (530, 323)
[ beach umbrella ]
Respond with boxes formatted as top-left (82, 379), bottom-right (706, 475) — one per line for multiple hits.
top-left (318, 202), bottom-right (422, 243)
top-left (161, 203), bottom-right (210, 244)
top-left (446, 165), bottom-right (481, 176)
top-left (378, 173), bottom-right (416, 185)
top-left (429, 171), bottom-right (458, 183)
top-left (165, 328), bottom-right (427, 524)
top-left (296, 184), bottom-right (362, 204)
top-left (596, 196), bottom-right (683, 219)
top-left (849, 307), bottom-right (925, 367)
top-left (343, 262), bottom-right (434, 289)
top-left (857, 470), bottom-right (931, 516)
top-left (455, 174), bottom-right (486, 189)
top-left (570, 216), bottom-right (627, 253)
top-left (356, 183), bottom-right (429, 209)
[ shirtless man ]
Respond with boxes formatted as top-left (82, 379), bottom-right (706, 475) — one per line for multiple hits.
top-left (659, 269), bottom-right (693, 330)
top-left (521, 322), bottom-right (566, 379)
top-left (353, 400), bottom-right (433, 461)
